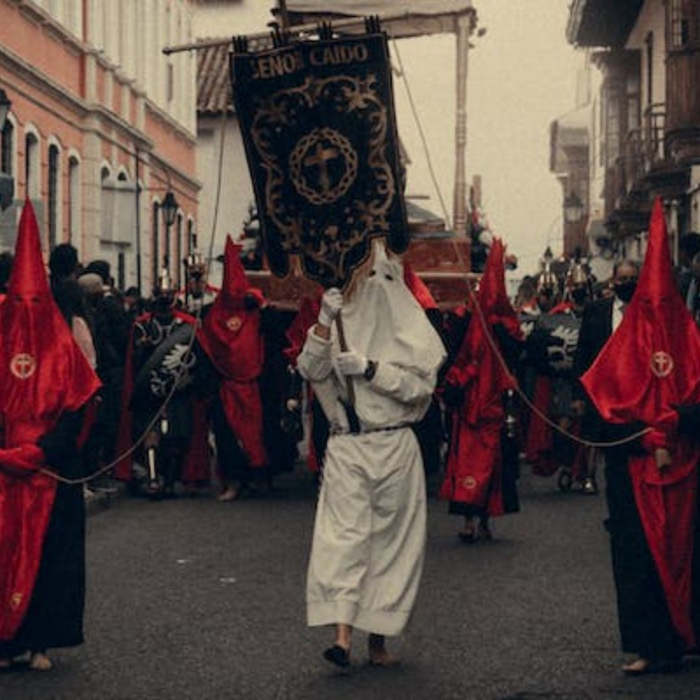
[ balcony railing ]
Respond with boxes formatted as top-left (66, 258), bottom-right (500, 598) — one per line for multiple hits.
top-left (642, 103), bottom-right (666, 168)
top-left (607, 104), bottom-right (667, 214)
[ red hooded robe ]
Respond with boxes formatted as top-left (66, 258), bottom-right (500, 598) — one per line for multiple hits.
top-left (403, 262), bottom-right (438, 311)
top-left (197, 237), bottom-right (267, 469)
top-left (582, 198), bottom-right (700, 648)
top-left (440, 239), bottom-right (521, 515)
top-left (0, 201), bottom-right (100, 640)
top-left (284, 296), bottom-right (322, 472)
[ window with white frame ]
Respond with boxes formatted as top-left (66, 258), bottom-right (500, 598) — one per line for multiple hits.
top-left (48, 144), bottom-right (60, 249)
top-left (24, 130), bottom-right (40, 199)
top-left (1, 118), bottom-right (13, 176)
top-left (68, 155), bottom-right (80, 244)
top-left (152, 201), bottom-right (160, 286)
top-left (176, 212), bottom-right (183, 287)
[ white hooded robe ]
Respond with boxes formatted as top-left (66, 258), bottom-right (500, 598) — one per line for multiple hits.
top-left (297, 242), bottom-right (446, 635)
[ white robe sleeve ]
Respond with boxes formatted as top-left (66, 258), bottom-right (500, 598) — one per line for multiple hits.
top-left (297, 327), bottom-right (333, 382)
top-left (369, 362), bottom-right (436, 405)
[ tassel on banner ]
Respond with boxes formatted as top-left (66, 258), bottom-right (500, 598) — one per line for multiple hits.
top-left (317, 22), bottom-right (334, 41)
top-left (232, 35), bottom-right (249, 54)
top-left (271, 26), bottom-right (291, 49)
top-left (365, 15), bottom-right (382, 34)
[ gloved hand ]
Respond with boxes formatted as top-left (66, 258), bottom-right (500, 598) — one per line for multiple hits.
top-left (244, 289), bottom-right (265, 310)
top-left (336, 350), bottom-right (368, 376)
top-left (318, 288), bottom-right (343, 327)
top-left (0, 444), bottom-right (45, 474)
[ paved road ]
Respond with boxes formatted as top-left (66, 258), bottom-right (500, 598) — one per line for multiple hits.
top-left (1, 468), bottom-right (699, 699)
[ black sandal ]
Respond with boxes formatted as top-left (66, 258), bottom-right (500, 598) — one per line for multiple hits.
top-left (458, 530), bottom-right (478, 543)
top-left (323, 644), bottom-right (350, 668)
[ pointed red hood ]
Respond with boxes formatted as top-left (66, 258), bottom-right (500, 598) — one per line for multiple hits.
top-left (222, 236), bottom-right (249, 302)
top-left (581, 198), bottom-right (700, 428)
top-left (197, 235), bottom-right (264, 380)
top-left (403, 262), bottom-right (437, 310)
top-left (0, 200), bottom-right (100, 444)
top-left (446, 238), bottom-right (518, 422)
top-left (479, 239), bottom-right (522, 339)
top-left (8, 199), bottom-right (51, 299)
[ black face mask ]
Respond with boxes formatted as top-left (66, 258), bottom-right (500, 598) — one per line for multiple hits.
top-left (614, 282), bottom-right (636, 303)
top-left (571, 288), bottom-right (588, 306)
top-left (154, 295), bottom-right (174, 315)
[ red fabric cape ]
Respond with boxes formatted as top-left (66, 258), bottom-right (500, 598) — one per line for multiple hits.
top-left (440, 239), bottom-right (521, 515)
top-left (114, 309), bottom-right (209, 482)
top-left (197, 237), bottom-right (266, 468)
top-left (283, 296), bottom-right (320, 365)
top-left (404, 262), bottom-right (438, 310)
top-left (283, 296), bottom-right (322, 472)
top-left (525, 302), bottom-right (576, 476)
top-left (582, 199), bottom-right (700, 647)
top-left (0, 201), bottom-right (101, 640)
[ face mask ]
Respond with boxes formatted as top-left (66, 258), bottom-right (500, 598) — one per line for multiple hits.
top-left (154, 296), bottom-right (173, 315)
top-left (614, 282), bottom-right (636, 303)
top-left (571, 288), bottom-right (587, 306)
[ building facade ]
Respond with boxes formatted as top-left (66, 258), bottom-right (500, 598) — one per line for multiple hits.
top-left (0, 0), bottom-right (200, 292)
top-left (193, 0), bottom-right (272, 284)
top-left (566, 0), bottom-right (700, 265)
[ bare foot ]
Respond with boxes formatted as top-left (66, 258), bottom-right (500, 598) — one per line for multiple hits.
top-left (368, 634), bottom-right (399, 667)
top-left (458, 526), bottom-right (477, 543)
top-left (29, 653), bottom-right (53, 671)
top-left (217, 487), bottom-right (239, 502)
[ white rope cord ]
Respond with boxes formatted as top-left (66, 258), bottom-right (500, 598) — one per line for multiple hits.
top-left (389, 39), bottom-right (650, 449)
top-left (462, 279), bottom-right (651, 449)
top-left (26, 36), bottom-right (651, 485)
top-left (33, 106), bottom-right (229, 485)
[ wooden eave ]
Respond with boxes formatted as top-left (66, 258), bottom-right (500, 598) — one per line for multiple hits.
top-left (567, 0), bottom-right (644, 48)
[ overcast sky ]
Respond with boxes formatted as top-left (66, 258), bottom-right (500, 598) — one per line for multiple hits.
top-left (393, 0), bottom-right (581, 276)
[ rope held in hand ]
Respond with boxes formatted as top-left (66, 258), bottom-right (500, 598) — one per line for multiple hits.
top-left (24, 107), bottom-right (230, 486)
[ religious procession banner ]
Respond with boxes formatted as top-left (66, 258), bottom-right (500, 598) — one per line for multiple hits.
top-left (230, 28), bottom-right (408, 288)
top-left (528, 312), bottom-right (582, 375)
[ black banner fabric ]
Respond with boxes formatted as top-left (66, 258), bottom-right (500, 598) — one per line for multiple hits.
top-left (527, 312), bottom-right (582, 375)
top-left (230, 33), bottom-right (408, 288)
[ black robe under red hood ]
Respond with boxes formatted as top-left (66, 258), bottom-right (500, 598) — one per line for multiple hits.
top-left (440, 239), bottom-right (521, 515)
top-left (0, 200), bottom-right (100, 640)
top-left (197, 237), bottom-right (267, 468)
top-left (582, 198), bottom-right (700, 647)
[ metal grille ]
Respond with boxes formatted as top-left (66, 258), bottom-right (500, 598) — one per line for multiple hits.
top-left (1, 120), bottom-right (12, 175)
top-left (152, 202), bottom-right (160, 289)
top-left (48, 145), bottom-right (59, 249)
top-left (176, 214), bottom-right (183, 288)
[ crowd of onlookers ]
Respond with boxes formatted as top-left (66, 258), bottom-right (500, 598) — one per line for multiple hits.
top-left (0, 244), bottom-right (143, 499)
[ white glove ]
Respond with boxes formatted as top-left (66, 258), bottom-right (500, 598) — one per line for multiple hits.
top-left (318, 288), bottom-right (343, 327)
top-left (336, 350), bottom-right (368, 376)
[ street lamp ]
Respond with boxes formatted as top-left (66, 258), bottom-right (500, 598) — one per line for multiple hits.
top-left (563, 192), bottom-right (584, 224)
top-left (161, 190), bottom-right (178, 271)
top-left (0, 88), bottom-right (10, 131)
top-left (161, 190), bottom-right (178, 228)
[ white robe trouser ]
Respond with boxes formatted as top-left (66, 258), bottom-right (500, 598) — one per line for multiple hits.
top-left (306, 427), bottom-right (427, 636)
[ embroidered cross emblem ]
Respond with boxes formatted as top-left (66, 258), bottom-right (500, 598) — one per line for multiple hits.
top-left (650, 351), bottom-right (674, 378)
top-left (10, 353), bottom-right (36, 380)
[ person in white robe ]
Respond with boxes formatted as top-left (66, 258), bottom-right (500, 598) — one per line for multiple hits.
top-left (297, 240), bottom-right (446, 667)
